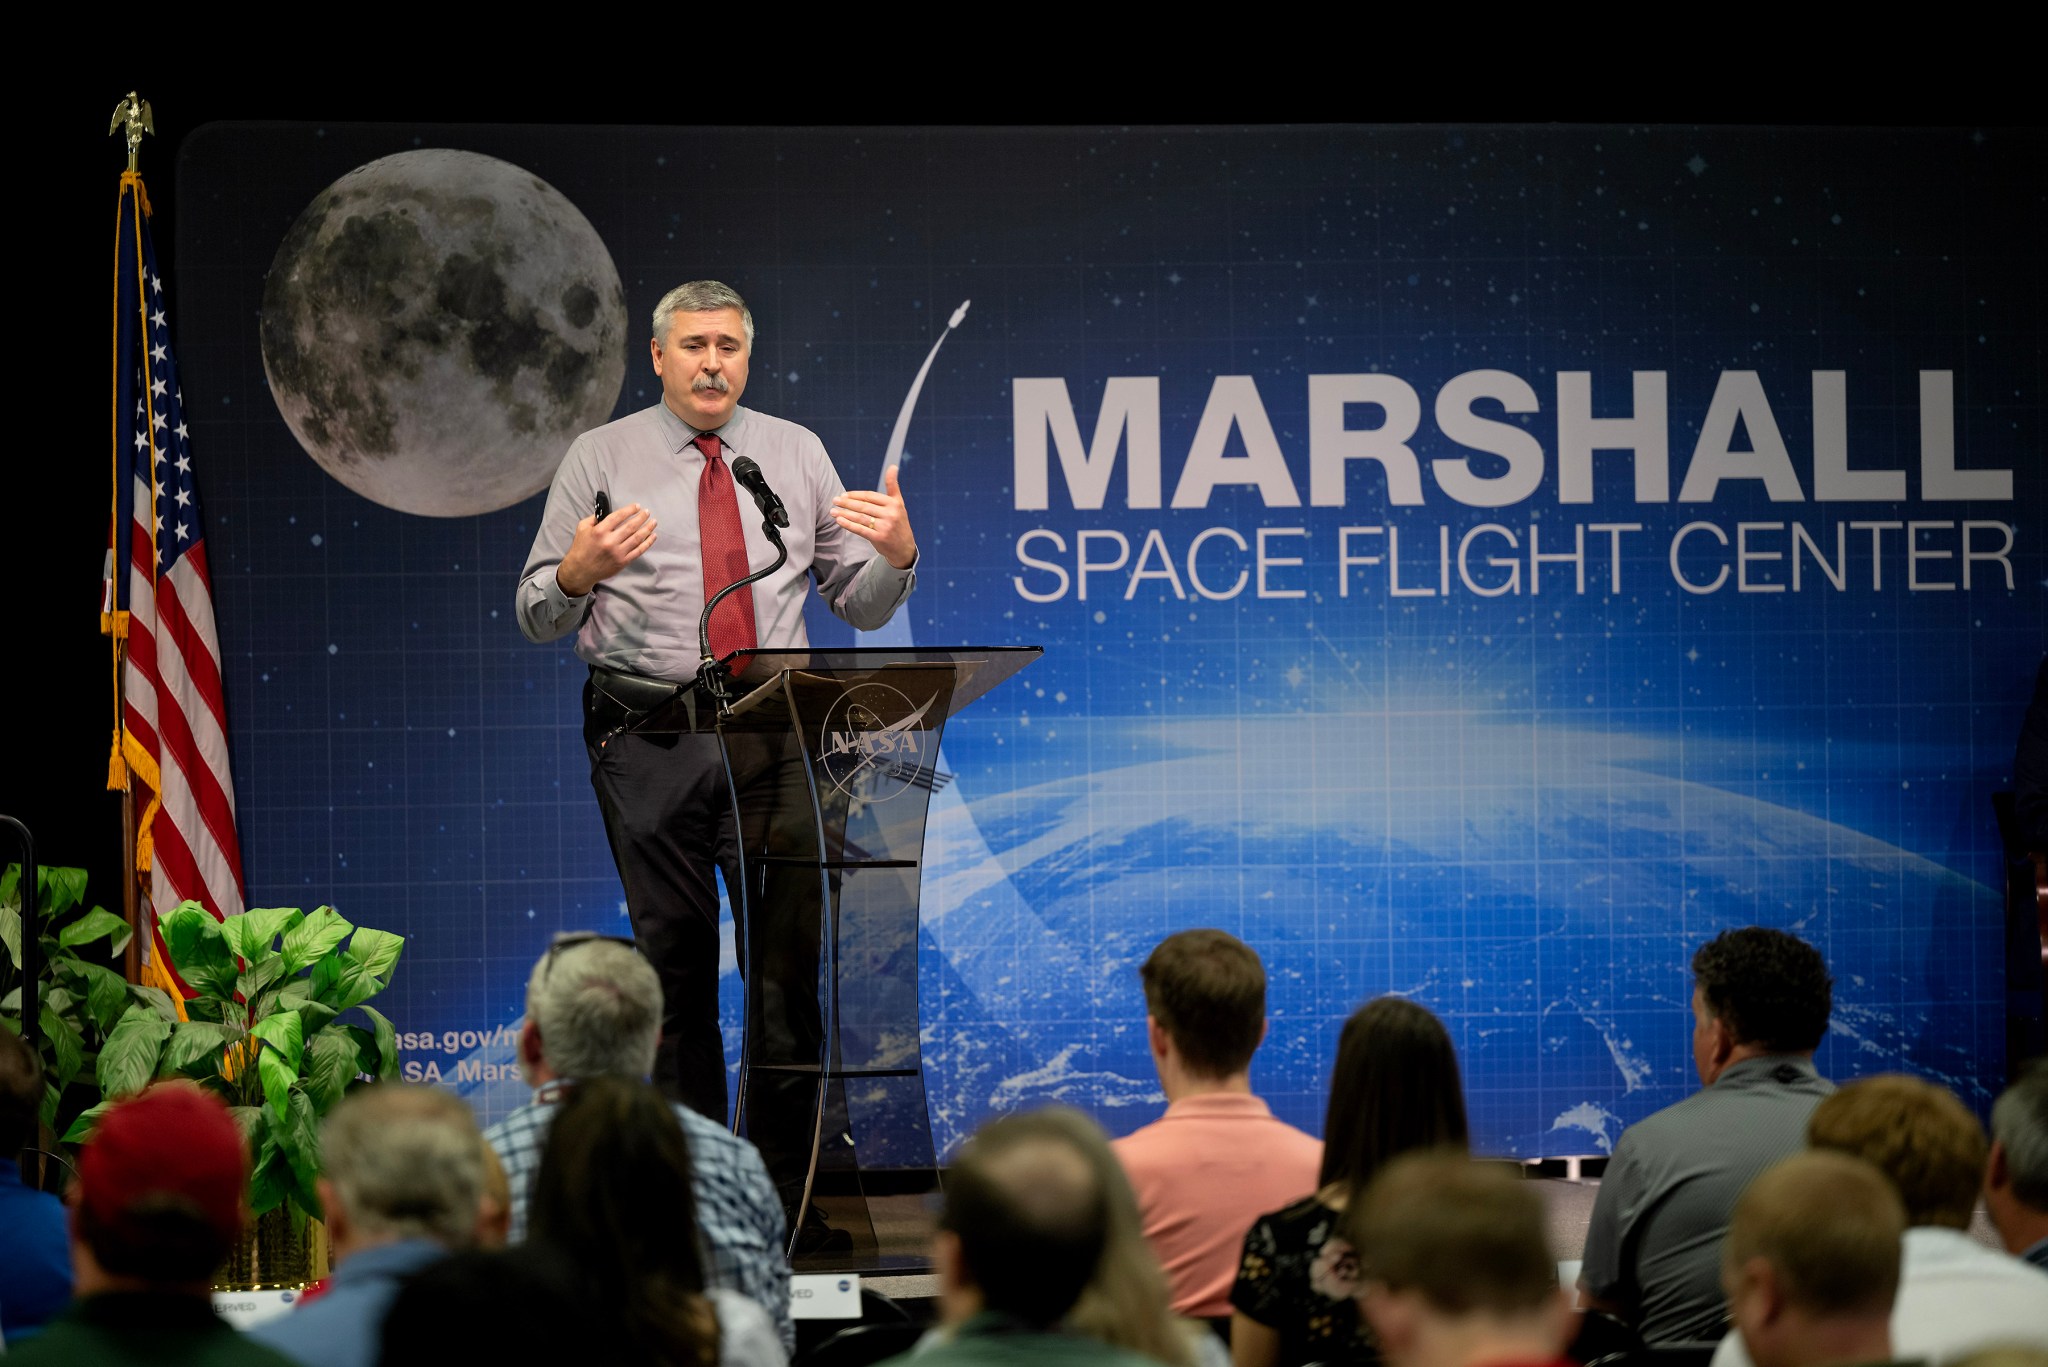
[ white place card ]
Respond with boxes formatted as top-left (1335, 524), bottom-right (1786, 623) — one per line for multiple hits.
top-left (790, 1272), bottom-right (862, 1319)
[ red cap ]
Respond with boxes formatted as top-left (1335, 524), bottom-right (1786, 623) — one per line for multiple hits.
top-left (78, 1082), bottom-right (247, 1244)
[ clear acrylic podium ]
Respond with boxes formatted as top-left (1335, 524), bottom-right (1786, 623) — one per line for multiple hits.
top-left (713, 645), bottom-right (1040, 1271)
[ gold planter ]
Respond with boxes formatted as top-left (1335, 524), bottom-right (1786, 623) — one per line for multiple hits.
top-left (216, 1209), bottom-right (328, 1291)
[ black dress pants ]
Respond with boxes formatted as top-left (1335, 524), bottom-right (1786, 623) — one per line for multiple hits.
top-left (583, 681), bottom-right (823, 1212)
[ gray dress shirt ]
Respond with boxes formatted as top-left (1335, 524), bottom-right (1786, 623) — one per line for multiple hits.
top-left (517, 402), bottom-right (915, 682)
top-left (1580, 1053), bottom-right (1834, 1343)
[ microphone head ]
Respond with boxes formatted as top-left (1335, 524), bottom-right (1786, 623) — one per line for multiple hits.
top-left (730, 456), bottom-right (763, 485)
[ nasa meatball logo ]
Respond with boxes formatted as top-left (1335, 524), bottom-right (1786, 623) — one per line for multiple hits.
top-left (819, 684), bottom-right (937, 802)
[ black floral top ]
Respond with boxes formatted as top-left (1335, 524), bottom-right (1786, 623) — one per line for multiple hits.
top-left (1229, 1195), bottom-right (1377, 1367)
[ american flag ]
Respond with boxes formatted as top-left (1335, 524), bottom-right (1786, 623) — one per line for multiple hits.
top-left (104, 170), bottom-right (244, 958)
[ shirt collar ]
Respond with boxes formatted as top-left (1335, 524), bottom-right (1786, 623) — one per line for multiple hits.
top-left (656, 400), bottom-right (748, 455)
top-left (332, 1237), bottom-right (446, 1285)
top-left (1711, 1054), bottom-right (1822, 1088)
top-left (1161, 1092), bottom-right (1274, 1120)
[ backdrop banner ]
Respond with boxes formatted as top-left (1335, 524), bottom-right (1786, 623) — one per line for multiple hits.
top-left (172, 123), bottom-right (2045, 1157)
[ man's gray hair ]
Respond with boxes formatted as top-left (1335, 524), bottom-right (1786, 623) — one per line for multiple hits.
top-left (652, 280), bottom-right (754, 350)
top-left (1991, 1058), bottom-right (2048, 1208)
top-left (524, 938), bottom-right (661, 1081)
top-left (321, 1083), bottom-right (484, 1247)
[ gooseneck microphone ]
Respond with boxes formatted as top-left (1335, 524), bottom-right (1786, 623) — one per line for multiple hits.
top-left (728, 456), bottom-right (790, 528)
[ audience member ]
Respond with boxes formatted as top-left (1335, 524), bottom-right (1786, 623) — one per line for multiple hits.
top-left (474, 1135), bottom-right (511, 1248)
top-left (1114, 930), bottom-right (1322, 1320)
top-left (378, 1244), bottom-right (634, 1365)
top-left (1718, 1151), bottom-right (1908, 1367)
top-left (1014, 1106), bottom-right (1225, 1367)
top-left (0, 1023), bottom-right (71, 1345)
top-left (1804, 1075), bottom-right (2048, 1359)
top-left (1343, 1152), bottom-right (1571, 1367)
top-left (1579, 926), bottom-right (1835, 1341)
top-left (12, 1082), bottom-right (295, 1366)
top-left (250, 1084), bottom-right (484, 1367)
top-left (1986, 1059), bottom-right (2048, 1270)
top-left (530, 1076), bottom-right (785, 1367)
top-left (1715, 1074), bottom-right (2048, 1367)
top-left (481, 931), bottom-right (791, 1349)
top-left (1232, 997), bottom-right (1469, 1367)
top-left (884, 1109), bottom-right (1156, 1367)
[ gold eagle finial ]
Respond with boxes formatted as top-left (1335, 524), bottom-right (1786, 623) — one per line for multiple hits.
top-left (109, 91), bottom-right (154, 173)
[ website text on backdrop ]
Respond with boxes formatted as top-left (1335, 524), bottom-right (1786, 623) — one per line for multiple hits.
top-left (1717, 1151), bottom-right (1907, 1367)
top-left (1707, 1074), bottom-right (2048, 1367)
top-left (249, 1084), bottom-right (485, 1367)
top-left (1577, 926), bottom-right (1835, 1342)
top-left (1113, 929), bottom-right (1323, 1320)
top-left (480, 933), bottom-right (792, 1350)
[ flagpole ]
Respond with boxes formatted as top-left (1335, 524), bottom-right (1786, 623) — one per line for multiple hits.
top-left (110, 91), bottom-right (152, 986)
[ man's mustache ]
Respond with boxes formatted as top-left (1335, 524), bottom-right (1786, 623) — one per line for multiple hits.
top-left (693, 374), bottom-right (731, 393)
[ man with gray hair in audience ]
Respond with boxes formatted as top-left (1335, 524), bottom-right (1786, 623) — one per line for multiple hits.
top-left (482, 931), bottom-right (792, 1351)
top-left (1986, 1059), bottom-right (2048, 1271)
top-left (250, 1084), bottom-right (485, 1367)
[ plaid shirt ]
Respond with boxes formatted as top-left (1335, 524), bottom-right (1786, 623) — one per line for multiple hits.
top-left (485, 1084), bottom-right (792, 1350)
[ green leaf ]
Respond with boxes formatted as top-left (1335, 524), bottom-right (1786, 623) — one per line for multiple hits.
top-left (354, 1005), bottom-right (399, 1081)
top-left (296, 1000), bottom-right (340, 1035)
top-left (162, 903), bottom-right (237, 1001)
top-left (344, 927), bottom-right (404, 980)
top-left (181, 993), bottom-right (227, 1025)
top-left (248, 1146), bottom-right (291, 1217)
top-left (98, 1012), bottom-right (172, 1099)
top-left (0, 863), bottom-right (18, 909)
top-left (41, 1004), bottom-right (84, 1088)
top-left (1, 985), bottom-right (18, 1014)
top-left (341, 1024), bottom-right (379, 1075)
top-left (57, 906), bottom-right (133, 952)
top-left (222, 906), bottom-right (302, 961)
top-left (281, 907), bottom-right (353, 976)
top-left (321, 960), bottom-right (386, 1013)
top-left (39, 1080), bottom-right (60, 1132)
top-left (271, 1086), bottom-right (324, 1219)
top-left (71, 961), bottom-right (135, 1037)
top-left (303, 1027), bottom-right (360, 1112)
top-left (43, 985), bottom-right (77, 1019)
top-left (257, 1044), bottom-right (296, 1121)
top-left (250, 1011), bottom-right (304, 1071)
top-left (0, 900), bottom-right (19, 970)
top-left (236, 956), bottom-right (287, 1002)
top-left (227, 1104), bottom-right (265, 1151)
top-left (37, 867), bottom-right (88, 918)
top-left (61, 1099), bottom-right (117, 1144)
top-left (130, 982), bottom-right (181, 1022)
top-left (166, 1020), bottom-right (239, 1075)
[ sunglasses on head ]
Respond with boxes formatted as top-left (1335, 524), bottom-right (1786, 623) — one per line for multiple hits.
top-left (539, 930), bottom-right (641, 983)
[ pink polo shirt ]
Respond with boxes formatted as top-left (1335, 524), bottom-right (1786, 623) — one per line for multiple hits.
top-left (1112, 1093), bottom-right (1323, 1318)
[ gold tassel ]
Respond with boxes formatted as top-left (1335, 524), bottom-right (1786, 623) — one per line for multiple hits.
top-left (108, 732), bottom-right (128, 789)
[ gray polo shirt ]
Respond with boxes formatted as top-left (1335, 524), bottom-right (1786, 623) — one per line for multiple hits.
top-left (1580, 1054), bottom-right (1834, 1343)
top-left (516, 402), bottom-right (915, 682)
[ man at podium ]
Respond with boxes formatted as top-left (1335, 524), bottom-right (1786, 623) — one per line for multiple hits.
top-left (514, 279), bottom-right (920, 1153)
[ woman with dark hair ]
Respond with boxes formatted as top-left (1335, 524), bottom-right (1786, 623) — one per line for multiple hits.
top-left (528, 1077), bottom-right (785, 1367)
top-left (1228, 997), bottom-right (1470, 1367)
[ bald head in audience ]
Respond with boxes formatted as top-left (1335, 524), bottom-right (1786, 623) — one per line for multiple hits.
top-left (1721, 1151), bottom-right (1906, 1367)
top-left (936, 1109), bottom-right (1112, 1330)
top-left (1343, 1153), bottom-right (1571, 1367)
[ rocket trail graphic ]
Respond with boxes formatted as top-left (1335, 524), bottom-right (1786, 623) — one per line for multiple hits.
top-left (861, 299), bottom-right (969, 652)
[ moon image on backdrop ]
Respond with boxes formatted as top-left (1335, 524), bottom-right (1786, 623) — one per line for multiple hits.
top-left (260, 149), bottom-right (626, 517)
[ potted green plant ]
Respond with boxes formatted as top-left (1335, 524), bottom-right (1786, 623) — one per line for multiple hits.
top-left (0, 864), bottom-right (175, 1144)
top-left (65, 900), bottom-right (405, 1289)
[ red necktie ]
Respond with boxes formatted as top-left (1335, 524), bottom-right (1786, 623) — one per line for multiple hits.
top-left (695, 433), bottom-right (758, 661)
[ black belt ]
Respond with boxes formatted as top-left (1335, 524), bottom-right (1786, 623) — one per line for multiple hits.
top-left (586, 665), bottom-right (712, 744)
